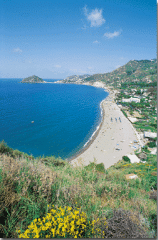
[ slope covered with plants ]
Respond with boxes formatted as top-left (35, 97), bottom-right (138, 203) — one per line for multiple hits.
top-left (0, 141), bottom-right (157, 238)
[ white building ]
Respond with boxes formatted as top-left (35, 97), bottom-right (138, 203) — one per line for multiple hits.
top-left (127, 154), bottom-right (140, 163)
top-left (144, 132), bottom-right (157, 139)
top-left (128, 117), bottom-right (138, 123)
top-left (122, 97), bottom-right (140, 103)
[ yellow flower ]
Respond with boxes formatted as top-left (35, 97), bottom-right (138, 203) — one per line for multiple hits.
top-left (51, 228), bottom-right (56, 237)
top-left (45, 234), bottom-right (50, 238)
top-left (42, 226), bottom-right (46, 231)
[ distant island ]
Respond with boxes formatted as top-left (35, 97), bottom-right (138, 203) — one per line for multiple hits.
top-left (21, 75), bottom-right (44, 83)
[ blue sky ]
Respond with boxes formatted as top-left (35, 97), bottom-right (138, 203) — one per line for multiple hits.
top-left (0, 0), bottom-right (157, 79)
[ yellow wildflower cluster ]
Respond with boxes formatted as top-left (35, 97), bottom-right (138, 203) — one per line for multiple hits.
top-left (17, 205), bottom-right (102, 238)
top-left (122, 163), bottom-right (131, 167)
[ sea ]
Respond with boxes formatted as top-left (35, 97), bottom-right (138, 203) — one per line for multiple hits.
top-left (0, 78), bottom-right (109, 160)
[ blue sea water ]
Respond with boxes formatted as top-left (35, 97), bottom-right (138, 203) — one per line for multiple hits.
top-left (0, 79), bottom-right (108, 159)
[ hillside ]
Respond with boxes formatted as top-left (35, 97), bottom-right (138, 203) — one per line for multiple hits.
top-left (84, 59), bottom-right (157, 86)
top-left (62, 74), bottom-right (91, 83)
top-left (0, 141), bottom-right (157, 238)
top-left (21, 75), bottom-right (44, 83)
top-left (0, 59), bottom-right (157, 238)
top-left (60, 59), bottom-right (157, 87)
top-left (59, 58), bottom-right (157, 154)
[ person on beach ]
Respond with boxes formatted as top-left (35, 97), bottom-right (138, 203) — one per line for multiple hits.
top-left (115, 118), bottom-right (117, 122)
top-left (111, 117), bottom-right (113, 122)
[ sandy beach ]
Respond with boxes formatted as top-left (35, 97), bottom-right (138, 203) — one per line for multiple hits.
top-left (69, 84), bottom-right (141, 169)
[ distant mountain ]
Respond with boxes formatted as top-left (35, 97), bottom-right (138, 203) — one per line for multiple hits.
top-left (60, 59), bottom-right (157, 88)
top-left (84, 59), bottom-right (157, 87)
top-left (21, 75), bottom-right (44, 83)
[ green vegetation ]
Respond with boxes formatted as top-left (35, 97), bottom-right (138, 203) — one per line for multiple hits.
top-left (17, 205), bottom-right (103, 238)
top-left (0, 141), bottom-right (156, 238)
top-left (148, 142), bottom-right (157, 148)
top-left (121, 109), bottom-right (128, 118)
top-left (63, 58), bottom-right (157, 135)
top-left (21, 75), bottom-right (44, 83)
top-left (133, 120), bottom-right (157, 132)
top-left (0, 58), bottom-right (157, 238)
top-left (84, 59), bottom-right (157, 87)
top-left (112, 60), bottom-right (157, 136)
top-left (122, 156), bottom-right (130, 162)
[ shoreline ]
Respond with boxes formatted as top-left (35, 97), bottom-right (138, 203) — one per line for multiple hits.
top-left (40, 80), bottom-right (142, 169)
top-left (43, 80), bottom-right (110, 163)
top-left (67, 97), bottom-right (107, 162)
top-left (68, 82), bottom-right (141, 169)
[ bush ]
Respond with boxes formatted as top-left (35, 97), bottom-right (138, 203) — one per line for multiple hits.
top-left (95, 163), bottom-right (106, 173)
top-left (0, 141), bottom-right (24, 159)
top-left (85, 162), bottom-right (105, 174)
top-left (40, 157), bottom-right (66, 167)
top-left (12, 150), bottom-right (23, 158)
top-left (17, 205), bottom-right (103, 238)
top-left (100, 209), bottom-right (149, 238)
top-left (147, 142), bottom-right (156, 148)
top-left (149, 213), bottom-right (157, 237)
top-left (122, 156), bottom-right (130, 162)
top-left (0, 140), bottom-right (13, 156)
top-left (142, 145), bottom-right (150, 153)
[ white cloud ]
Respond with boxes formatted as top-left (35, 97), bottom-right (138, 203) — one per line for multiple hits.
top-left (93, 40), bottom-right (100, 44)
top-left (54, 65), bottom-right (61, 68)
top-left (13, 48), bottom-right (22, 53)
top-left (83, 6), bottom-right (105, 27)
top-left (104, 30), bottom-right (122, 39)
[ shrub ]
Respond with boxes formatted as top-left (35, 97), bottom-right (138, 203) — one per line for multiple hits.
top-left (0, 141), bottom-right (24, 159)
top-left (122, 156), bottom-right (130, 162)
top-left (95, 163), bottom-right (106, 173)
top-left (41, 157), bottom-right (66, 167)
top-left (0, 141), bottom-right (13, 156)
top-left (149, 213), bottom-right (157, 238)
top-left (100, 209), bottom-right (149, 238)
top-left (85, 162), bottom-right (105, 174)
top-left (17, 205), bottom-right (103, 238)
top-left (147, 142), bottom-right (156, 148)
top-left (12, 150), bottom-right (23, 158)
top-left (142, 145), bottom-right (150, 153)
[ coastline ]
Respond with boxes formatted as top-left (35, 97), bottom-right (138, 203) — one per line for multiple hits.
top-left (68, 82), bottom-right (141, 169)
top-left (67, 98), bottom-right (106, 162)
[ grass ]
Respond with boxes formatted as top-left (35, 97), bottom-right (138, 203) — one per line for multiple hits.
top-left (134, 121), bottom-right (157, 132)
top-left (0, 141), bottom-right (157, 238)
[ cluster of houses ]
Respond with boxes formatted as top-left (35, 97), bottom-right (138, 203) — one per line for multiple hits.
top-left (62, 74), bottom-right (90, 83)
top-left (122, 97), bottom-right (140, 103)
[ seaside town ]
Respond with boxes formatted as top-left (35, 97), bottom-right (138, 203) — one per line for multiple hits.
top-left (0, 59), bottom-right (157, 238)
top-left (58, 59), bottom-right (157, 158)
top-left (1, 0), bottom-right (157, 237)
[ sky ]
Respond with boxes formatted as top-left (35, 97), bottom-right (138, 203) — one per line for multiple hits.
top-left (0, 0), bottom-right (157, 79)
